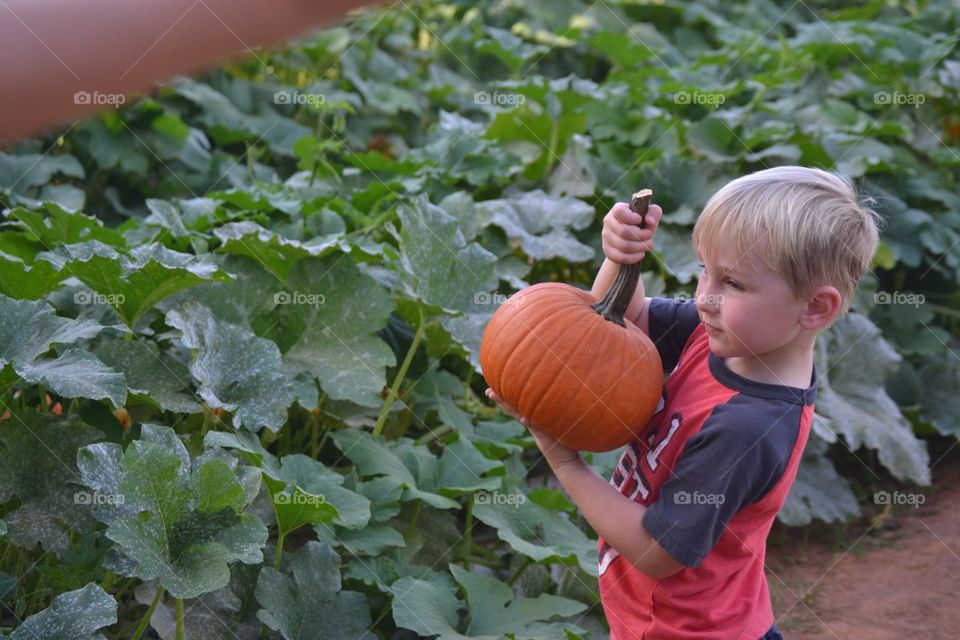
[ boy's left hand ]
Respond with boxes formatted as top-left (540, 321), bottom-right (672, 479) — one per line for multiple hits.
top-left (485, 388), bottom-right (582, 469)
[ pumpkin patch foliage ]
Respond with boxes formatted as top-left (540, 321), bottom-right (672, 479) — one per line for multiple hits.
top-left (0, 0), bottom-right (957, 637)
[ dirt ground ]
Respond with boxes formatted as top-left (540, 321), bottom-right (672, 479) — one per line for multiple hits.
top-left (766, 436), bottom-right (960, 640)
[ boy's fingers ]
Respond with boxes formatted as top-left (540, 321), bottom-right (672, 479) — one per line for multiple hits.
top-left (609, 218), bottom-right (647, 242)
top-left (613, 202), bottom-right (644, 226)
top-left (486, 388), bottom-right (522, 419)
top-left (645, 204), bottom-right (662, 230)
top-left (611, 202), bottom-right (661, 236)
top-left (606, 236), bottom-right (647, 255)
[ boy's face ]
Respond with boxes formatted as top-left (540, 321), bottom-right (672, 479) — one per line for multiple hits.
top-left (694, 241), bottom-right (808, 361)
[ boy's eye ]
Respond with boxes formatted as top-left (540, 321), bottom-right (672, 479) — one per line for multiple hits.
top-left (726, 280), bottom-right (743, 290)
top-left (697, 262), bottom-right (706, 271)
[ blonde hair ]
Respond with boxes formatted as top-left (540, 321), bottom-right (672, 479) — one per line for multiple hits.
top-left (691, 166), bottom-right (883, 319)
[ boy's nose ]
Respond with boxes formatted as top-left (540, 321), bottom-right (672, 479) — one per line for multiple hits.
top-left (695, 291), bottom-right (720, 314)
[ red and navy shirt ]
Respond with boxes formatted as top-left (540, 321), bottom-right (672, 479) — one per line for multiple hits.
top-left (598, 297), bottom-right (816, 640)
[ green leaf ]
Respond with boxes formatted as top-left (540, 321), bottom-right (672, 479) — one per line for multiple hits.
top-left (916, 354), bottom-right (960, 437)
top-left (653, 224), bottom-right (700, 284)
top-left (133, 580), bottom-right (261, 640)
top-left (213, 221), bottom-right (342, 282)
top-left (391, 566), bottom-right (587, 640)
top-left (7, 203), bottom-right (125, 248)
top-left (393, 195), bottom-right (499, 314)
top-left (476, 190), bottom-right (596, 261)
top-left (144, 199), bottom-right (189, 240)
top-left (0, 414), bottom-right (101, 553)
top-left (408, 112), bottom-right (522, 187)
top-left (390, 578), bottom-right (466, 640)
top-left (450, 564), bottom-right (586, 638)
top-left (345, 548), bottom-right (453, 594)
top-left (475, 26), bottom-right (549, 73)
top-left (0, 294), bottom-right (122, 403)
top-left (330, 430), bottom-right (461, 510)
top-left (0, 152), bottom-right (85, 210)
top-left (161, 254), bottom-right (279, 329)
top-left (170, 77), bottom-right (313, 156)
top-left (39, 241), bottom-right (230, 327)
top-left (779, 437), bottom-right (860, 526)
top-left (276, 454), bottom-right (370, 529)
top-left (0, 295), bottom-right (104, 366)
top-left (685, 117), bottom-right (747, 162)
top-left (166, 301), bottom-right (295, 431)
top-left (77, 424), bottom-right (268, 599)
top-left (7, 583), bottom-right (116, 640)
top-left (280, 255), bottom-right (396, 407)
top-left (92, 337), bottom-right (201, 414)
top-left (582, 30), bottom-right (656, 68)
top-left (205, 431), bottom-right (371, 535)
top-left (484, 95), bottom-right (588, 182)
top-left (437, 437), bottom-right (503, 494)
top-left (0, 250), bottom-right (65, 300)
top-left (314, 522), bottom-right (405, 557)
top-left (472, 484), bottom-right (597, 575)
top-left (255, 541), bottom-right (375, 640)
top-left (814, 314), bottom-right (931, 485)
top-left (391, 196), bottom-right (499, 368)
top-left (14, 349), bottom-right (126, 407)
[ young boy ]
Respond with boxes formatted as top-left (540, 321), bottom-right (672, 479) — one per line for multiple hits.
top-left (487, 166), bottom-right (881, 639)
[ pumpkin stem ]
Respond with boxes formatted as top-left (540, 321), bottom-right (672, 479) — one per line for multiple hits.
top-left (591, 189), bottom-right (653, 327)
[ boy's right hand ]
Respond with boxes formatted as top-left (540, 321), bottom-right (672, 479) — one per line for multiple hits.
top-left (601, 201), bottom-right (662, 265)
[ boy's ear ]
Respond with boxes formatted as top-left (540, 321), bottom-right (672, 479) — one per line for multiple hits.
top-left (798, 285), bottom-right (843, 330)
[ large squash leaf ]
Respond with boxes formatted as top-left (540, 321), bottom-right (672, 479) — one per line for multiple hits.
top-left (779, 436), bottom-right (860, 526)
top-left (331, 429), bottom-right (501, 510)
top-left (255, 541), bottom-right (375, 640)
top-left (4, 583), bottom-right (116, 640)
top-left (391, 564), bottom-right (586, 640)
top-left (38, 241), bottom-right (230, 327)
top-left (166, 301), bottom-right (295, 431)
top-left (0, 294), bottom-right (122, 405)
top-left (280, 255), bottom-right (396, 407)
top-left (814, 313), bottom-right (931, 485)
top-left (472, 482), bottom-right (596, 576)
top-left (77, 424), bottom-right (268, 599)
top-left (0, 414), bottom-right (102, 553)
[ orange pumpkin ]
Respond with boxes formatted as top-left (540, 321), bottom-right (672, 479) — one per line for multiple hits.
top-left (480, 190), bottom-right (663, 452)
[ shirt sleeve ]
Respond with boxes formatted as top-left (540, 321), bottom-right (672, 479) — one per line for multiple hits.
top-left (646, 297), bottom-right (701, 373)
top-left (640, 403), bottom-right (796, 568)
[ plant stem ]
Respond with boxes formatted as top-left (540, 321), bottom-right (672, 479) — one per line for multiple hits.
top-left (373, 306), bottom-right (425, 438)
top-left (199, 408), bottom-right (212, 439)
top-left (415, 424), bottom-right (450, 446)
top-left (544, 119), bottom-right (559, 176)
top-left (506, 557), bottom-right (534, 586)
top-left (112, 577), bottom-right (137, 602)
top-left (929, 303), bottom-right (960, 320)
top-left (471, 543), bottom-right (499, 561)
top-left (175, 598), bottom-right (185, 640)
top-left (38, 385), bottom-right (48, 413)
top-left (404, 501), bottom-right (422, 543)
top-left (273, 532), bottom-right (286, 569)
top-left (591, 190), bottom-right (652, 326)
top-left (130, 585), bottom-right (164, 640)
top-left (462, 495), bottom-right (474, 570)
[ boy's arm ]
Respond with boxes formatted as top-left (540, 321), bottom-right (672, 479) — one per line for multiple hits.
top-left (550, 456), bottom-right (685, 580)
top-left (0, 0), bottom-right (379, 144)
top-left (486, 389), bottom-right (684, 579)
top-left (590, 257), bottom-right (651, 334)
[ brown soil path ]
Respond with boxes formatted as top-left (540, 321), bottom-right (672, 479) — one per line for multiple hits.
top-left (766, 437), bottom-right (960, 640)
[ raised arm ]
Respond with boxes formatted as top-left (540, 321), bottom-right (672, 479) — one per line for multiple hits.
top-left (0, 0), bottom-right (380, 144)
top-left (590, 201), bottom-right (662, 333)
